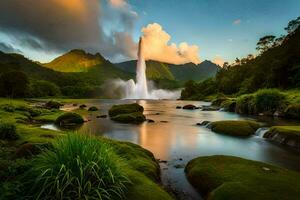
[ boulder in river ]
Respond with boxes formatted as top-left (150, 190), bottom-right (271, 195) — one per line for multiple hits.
top-left (264, 126), bottom-right (300, 151)
top-left (176, 106), bottom-right (182, 109)
top-left (196, 121), bottom-right (210, 126)
top-left (183, 104), bottom-right (196, 110)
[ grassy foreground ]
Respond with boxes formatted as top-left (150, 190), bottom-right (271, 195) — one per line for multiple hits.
top-left (185, 155), bottom-right (300, 200)
top-left (0, 98), bottom-right (173, 200)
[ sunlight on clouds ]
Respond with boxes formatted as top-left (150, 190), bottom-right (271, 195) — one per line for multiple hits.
top-left (213, 55), bottom-right (224, 66)
top-left (141, 23), bottom-right (200, 64)
top-left (109, 0), bottom-right (127, 8)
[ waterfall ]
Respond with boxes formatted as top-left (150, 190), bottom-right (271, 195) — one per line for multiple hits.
top-left (255, 127), bottom-right (269, 138)
top-left (135, 37), bottom-right (149, 99)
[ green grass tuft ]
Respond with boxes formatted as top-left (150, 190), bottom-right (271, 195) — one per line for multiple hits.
top-left (25, 133), bottom-right (130, 200)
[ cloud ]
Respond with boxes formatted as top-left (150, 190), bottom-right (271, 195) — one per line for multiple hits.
top-left (213, 55), bottom-right (225, 66)
top-left (141, 23), bottom-right (200, 64)
top-left (233, 19), bottom-right (241, 25)
top-left (0, 0), bottom-right (137, 62)
top-left (0, 42), bottom-right (22, 53)
top-left (108, 0), bottom-right (127, 8)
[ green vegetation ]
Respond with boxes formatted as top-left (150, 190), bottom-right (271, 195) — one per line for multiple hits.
top-left (0, 49), bottom-right (132, 98)
top-left (0, 98), bottom-right (173, 200)
top-left (210, 120), bottom-right (261, 136)
top-left (181, 17), bottom-right (300, 117)
top-left (45, 100), bottom-right (63, 109)
top-left (116, 60), bottom-right (220, 88)
top-left (55, 112), bottom-right (84, 127)
top-left (265, 126), bottom-right (300, 137)
top-left (25, 134), bottom-right (129, 200)
top-left (185, 155), bottom-right (300, 200)
top-left (0, 123), bottom-right (18, 140)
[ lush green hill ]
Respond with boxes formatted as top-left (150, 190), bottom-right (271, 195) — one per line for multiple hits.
top-left (0, 50), bottom-right (133, 98)
top-left (43, 49), bottom-right (106, 72)
top-left (116, 59), bottom-right (220, 82)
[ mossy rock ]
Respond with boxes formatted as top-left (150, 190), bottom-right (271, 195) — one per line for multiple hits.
top-left (79, 104), bottom-right (87, 109)
top-left (185, 155), bottom-right (300, 200)
top-left (109, 103), bottom-right (144, 117)
top-left (55, 112), bottom-right (84, 127)
top-left (111, 112), bottom-right (146, 124)
top-left (88, 106), bottom-right (98, 111)
top-left (284, 104), bottom-right (300, 120)
top-left (0, 123), bottom-right (18, 140)
top-left (210, 120), bottom-right (261, 136)
top-left (45, 100), bottom-right (63, 109)
top-left (264, 126), bottom-right (300, 150)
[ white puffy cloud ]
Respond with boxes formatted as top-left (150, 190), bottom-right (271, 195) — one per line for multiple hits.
top-left (141, 23), bottom-right (200, 64)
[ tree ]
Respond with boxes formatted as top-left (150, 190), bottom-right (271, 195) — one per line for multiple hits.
top-left (0, 71), bottom-right (29, 98)
top-left (256, 35), bottom-right (276, 53)
top-left (285, 16), bottom-right (300, 34)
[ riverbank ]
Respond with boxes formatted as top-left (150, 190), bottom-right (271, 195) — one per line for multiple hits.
top-left (0, 98), bottom-right (173, 200)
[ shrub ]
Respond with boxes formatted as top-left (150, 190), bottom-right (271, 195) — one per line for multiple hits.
top-left (0, 123), bottom-right (18, 140)
top-left (254, 89), bottom-right (286, 113)
top-left (0, 104), bottom-right (15, 112)
top-left (45, 100), bottom-right (63, 109)
top-left (29, 80), bottom-right (61, 97)
top-left (88, 106), bottom-right (98, 111)
top-left (221, 99), bottom-right (236, 112)
top-left (25, 134), bottom-right (130, 199)
top-left (55, 113), bottom-right (84, 127)
top-left (236, 94), bottom-right (256, 114)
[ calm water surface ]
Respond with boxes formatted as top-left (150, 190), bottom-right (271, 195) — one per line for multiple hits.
top-left (50, 100), bottom-right (300, 200)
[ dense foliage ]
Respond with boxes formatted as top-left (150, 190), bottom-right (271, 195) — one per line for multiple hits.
top-left (181, 17), bottom-right (300, 99)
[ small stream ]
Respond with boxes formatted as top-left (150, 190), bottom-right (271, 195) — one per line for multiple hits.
top-left (41, 99), bottom-right (300, 200)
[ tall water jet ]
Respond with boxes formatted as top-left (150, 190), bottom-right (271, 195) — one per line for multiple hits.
top-left (135, 37), bottom-right (149, 99)
top-left (113, 37), bottom-right (180, 100)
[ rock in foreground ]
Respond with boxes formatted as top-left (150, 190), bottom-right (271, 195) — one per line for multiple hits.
top-left (55, 112), bottom-right (84, 127)
top-left (185, 155), bottom-right (300, 200)
top-left (210, 120), bottom-right (261, 136)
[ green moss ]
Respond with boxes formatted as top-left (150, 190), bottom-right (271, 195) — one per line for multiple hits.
top-left (210, 120), bottom-right (261, 136)
top-left (104, 139), bottom-right (160, 181)
top-left (55, 112), bottom-right (84, 126)
top-left (111, 112), bottom-right (146, 124)
top-left (126, 170), bottom-right (173, 200)
top-left (109, 103), bottom-right (144, 117)
top-left (265, 126), bottom-right (300, 137)
top-left (0, 123), bottom-right (18, 140)
top-left (185, 155), bottom-right (300, 200)
top-left (109, 103), bottom-right (145, 124)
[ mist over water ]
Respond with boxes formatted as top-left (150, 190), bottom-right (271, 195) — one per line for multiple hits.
top-left (110, 37), bottom-right (181, 100)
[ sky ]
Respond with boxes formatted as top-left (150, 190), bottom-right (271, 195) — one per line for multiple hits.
top-left (0, 0), bottom-right (299, 65)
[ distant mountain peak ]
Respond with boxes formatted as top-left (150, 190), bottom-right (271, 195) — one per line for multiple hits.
top-left (43, 49), bottom-right (107, 72)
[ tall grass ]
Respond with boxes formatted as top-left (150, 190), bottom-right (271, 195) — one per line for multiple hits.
top-left (26, 133), bottom-right (130, 200)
